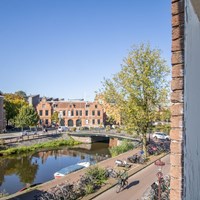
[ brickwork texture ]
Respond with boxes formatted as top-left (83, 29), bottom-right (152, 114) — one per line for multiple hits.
top-left (170, 0), bottom-right (184, 199)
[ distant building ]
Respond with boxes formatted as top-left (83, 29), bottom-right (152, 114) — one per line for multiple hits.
top-left (36, 97), bottom-right (105, 127)
top-left (28, 95), bottom-right (40, 108)
top-left (0, 96), bottom-right (5, 132)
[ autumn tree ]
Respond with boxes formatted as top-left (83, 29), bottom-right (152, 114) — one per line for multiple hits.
top-left (3, 93), bottom-right (28, 125)
top-left (100, 44), bottom-right (170, 158)
top-left (15, 105), bottom-right (40, 130)
top-left (51, 111), bottom-right (59, 125)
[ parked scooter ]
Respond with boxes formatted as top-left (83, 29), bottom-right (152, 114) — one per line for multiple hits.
top-left (115, 160), bottom-right (131, 168)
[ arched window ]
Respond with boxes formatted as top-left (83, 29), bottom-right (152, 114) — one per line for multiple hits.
top-left (68, 119), bottom-right (74, 127)
top-left (76, 119), bottom-right (82, 127)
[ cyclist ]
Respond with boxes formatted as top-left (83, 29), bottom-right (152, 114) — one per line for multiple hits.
top-left (118, 169), bottom-right (128, 185)
top-left (116, 169), bottom-right (129, 193)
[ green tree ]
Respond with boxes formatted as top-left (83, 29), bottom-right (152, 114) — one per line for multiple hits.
top-left (100, 44), bottom-right (170, 158)
top-left (51, 111), bottom-right (59, 125)
top-left (3, 93), bottom-right (27, 125)
top-left (15, 105), bottom-right (39, 130)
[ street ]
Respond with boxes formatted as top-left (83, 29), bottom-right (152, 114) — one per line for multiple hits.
top-left (94, 155), bottom-right (170, 200)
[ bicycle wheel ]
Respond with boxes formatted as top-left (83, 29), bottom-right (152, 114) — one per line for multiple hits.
top-left (124, 180), bottom-right (128, 188)
top-left (116, 183), bottom-right (122, 193)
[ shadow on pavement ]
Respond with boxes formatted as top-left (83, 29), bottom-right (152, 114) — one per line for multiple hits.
top-left (126, 180), bottom-right (140, 189)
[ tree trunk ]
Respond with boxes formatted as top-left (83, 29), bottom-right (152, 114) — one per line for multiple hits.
top-left (142, 135), bottom-right (147, 158)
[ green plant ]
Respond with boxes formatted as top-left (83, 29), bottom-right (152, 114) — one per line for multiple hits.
top-left (71, 127), bottom-right (76, 132)
top-left (85, 184), bottom-right (94, 195)
top-left (105, 125), bottom-right (111, 132)
top-left (109, 139), bottom-right (134, 157)
top-left (86, 166), bottom-right (107, 186)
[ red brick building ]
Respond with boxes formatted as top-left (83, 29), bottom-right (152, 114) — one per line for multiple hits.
top-left (170, 0), bottom-right (200, 199)
top-left (36, 97), bottom-right (105, 128)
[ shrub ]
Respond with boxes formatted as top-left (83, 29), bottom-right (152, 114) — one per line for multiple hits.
top-left (71, 127), bottom-right (77, 132)
top-left (109, 139), bottom-right (134, 157)
top-left (86, 166), bottom-right (107, 186)
top-left (80, 166), bottom-right (108, 195)
top-left (105, 125), bottom-right (110, 132)
top-left (84, 184), bottom-right (94, 195)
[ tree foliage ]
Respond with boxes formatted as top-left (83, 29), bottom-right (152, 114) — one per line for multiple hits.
top-left (15, 105), bottom-right (39, 129)
top-left (51, 111), bottom-right (59, 124)
top-left (3, 93), bottom-right (28, 125)
top-left (100, 44), bottom-right (170, 157)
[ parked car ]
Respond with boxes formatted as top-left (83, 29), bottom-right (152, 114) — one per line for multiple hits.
top-left (152, 132), bottom-right (170, 140)
top-left (21, 129), bottom-right (37, 136)
top-left (58, 126), bottom-right (69, 132)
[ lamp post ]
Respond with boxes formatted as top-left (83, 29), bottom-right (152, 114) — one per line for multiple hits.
top-left (155, 159), bottom-right (165, 200)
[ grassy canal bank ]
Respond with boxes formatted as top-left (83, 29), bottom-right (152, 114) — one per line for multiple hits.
top-left (0, 138), bottom-right (81, 156)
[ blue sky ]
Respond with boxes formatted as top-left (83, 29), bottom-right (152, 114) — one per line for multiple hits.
top-left (0, 0), bottom-right (171, 101)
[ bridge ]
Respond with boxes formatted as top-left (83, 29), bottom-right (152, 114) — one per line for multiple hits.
top-left (69, 131), bottom-right (141, 147)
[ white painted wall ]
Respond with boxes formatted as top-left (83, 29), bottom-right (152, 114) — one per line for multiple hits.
top-left (184, 0), bottom-right (200, 199)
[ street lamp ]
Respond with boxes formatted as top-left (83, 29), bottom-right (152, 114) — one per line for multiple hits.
top-left (155, 159), bottom-right (165, 200)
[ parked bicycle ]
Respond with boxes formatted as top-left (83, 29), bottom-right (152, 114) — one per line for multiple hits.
top-left (127, 154), bottom-right (145, 164)
top-left (142, 175), bottom-right (170, 200)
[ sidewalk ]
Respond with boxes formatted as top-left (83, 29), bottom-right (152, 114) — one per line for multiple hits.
top-left (3, 147), bottom-right (168, 200)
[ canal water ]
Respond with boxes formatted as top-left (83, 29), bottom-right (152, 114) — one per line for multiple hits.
top-left (0, 142), bottom-right (111, 195)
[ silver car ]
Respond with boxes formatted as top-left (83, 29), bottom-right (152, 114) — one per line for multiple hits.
top-left (152, 132), bottom-right (170, 140)
top-left (21, 130), bottom-right (37, 136)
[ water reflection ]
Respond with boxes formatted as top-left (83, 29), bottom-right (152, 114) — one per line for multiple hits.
top-left (0, 142), bottom-right (111, 195)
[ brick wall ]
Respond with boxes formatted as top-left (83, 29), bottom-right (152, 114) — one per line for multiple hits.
top-left (170, 0), bottom-right (184, 199)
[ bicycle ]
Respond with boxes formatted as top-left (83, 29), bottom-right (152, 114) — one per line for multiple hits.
top-left (115, 170), bottom-right (128, 193)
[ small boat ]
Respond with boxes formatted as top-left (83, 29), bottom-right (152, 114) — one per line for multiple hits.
top-left (54, 162), bottom-right (90, 179)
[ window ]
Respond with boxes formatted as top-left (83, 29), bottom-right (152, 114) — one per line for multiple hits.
top-left (92, 110), bottom-right (95, 116)
top-left (39, 110), bottom-right (43, 116)
top-left (80, 110), bottom-right (82, 116)
top-left (85, 110), bottom-right (88, 116)
top-left (42, 104), bottom-right (45, 108)
top-left (92, 119), bottom-right (95, 124)
top-left (71, 110), bottom-right (74, 116)
top-left (86, 104), bottom-right (90, 108)
top-left (45, 110), bottom-right (48, 116)
top-left (45, 119), bottom-right (48, 125)
top-left (76, 110), bottom-right (79, 116)
top-left (95, 105), bottom-right (98, 109)
top-left (85, 119), bottom-right (89, 125)
top-left (97, 111), bottom-right (101, 116)
top-left (98, 119), bottom-right (101, 124)
top-left (68, 110), bottom-right (71, 116)
top-left (63, 111), bottom-right (66, 116)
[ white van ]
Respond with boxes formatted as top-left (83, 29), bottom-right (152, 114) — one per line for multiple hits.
top-left (58, 126), bottom-right (69, 132)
